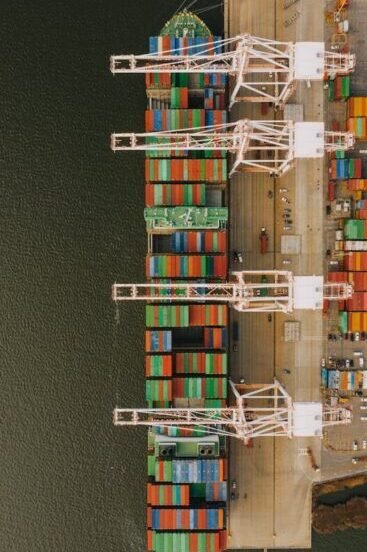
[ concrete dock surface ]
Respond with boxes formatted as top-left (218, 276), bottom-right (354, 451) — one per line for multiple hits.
top-left (225, 0), bottom-right (327, 548)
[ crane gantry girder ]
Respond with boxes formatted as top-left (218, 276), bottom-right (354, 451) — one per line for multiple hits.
top-left (111, 120), bottom-right (355, 177)
top-left (113, 379), bottom-right (351, 444)
top-left (110, 34), bottom-right (356, 108)
top-left (112, 270), bottom-right (353, 313)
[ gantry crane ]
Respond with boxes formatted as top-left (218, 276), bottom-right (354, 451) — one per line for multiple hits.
top-left (110, 34), bottom-right (355, 108)
top-left (114, 379), bottom-right (351, 444)
top-left (113, 270), bottom-right (352, 313)
top-left (111, 120), bottom-right (354, 177)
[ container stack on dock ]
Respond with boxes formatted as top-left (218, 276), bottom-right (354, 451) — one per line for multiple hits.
top-left (143, 11), bottom-right (228, 552)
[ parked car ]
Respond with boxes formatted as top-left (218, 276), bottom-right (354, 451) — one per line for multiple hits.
top-left (361, 416), bottom-right (367, 421)
top-left (352, 440), bottom-right (358, 451)
top-left (363, 440), bottom-right (367, 450)
top-left (361, 397), bottom-right (367, 403)
top-left (360, 406), bottom-right (367, 410)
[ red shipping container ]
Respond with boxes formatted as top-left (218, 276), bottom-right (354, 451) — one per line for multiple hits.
top-left (328, 181), bottom-right (336, 201)
top-left (349, 272), bottom-right (367, 291)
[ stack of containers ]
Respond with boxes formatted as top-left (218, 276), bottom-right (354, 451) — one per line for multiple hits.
top-left (144, 15), bottom-right (228, 551)
top-left (321, 367), bottom-right (367, 393)
top-left (328, 75), bottom-right (350, 102)
top-left (329, 216), bottom-right (367, 334)
top-left (347, 97), bottom-right (367, 139)
top-left (147, 430), bottom-right (228, 552)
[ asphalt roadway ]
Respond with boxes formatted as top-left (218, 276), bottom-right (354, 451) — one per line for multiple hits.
top-left (225, 0), bottom-right (327, 548)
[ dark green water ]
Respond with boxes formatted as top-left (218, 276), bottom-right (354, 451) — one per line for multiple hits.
top-left (0, 0), bottom-right (365, 550)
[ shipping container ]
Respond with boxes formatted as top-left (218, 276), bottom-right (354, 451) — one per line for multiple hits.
top-left (175, 352), bottom-right (227, 374)
top-left (148, 35), bottom-right (224, 55)
top-left (146, 331), bottom-right (173, 352)
top-left (146, 254), bottom-right (228, 279)
top-left (172, 458), bottom-right (227, 483)
top-left (150, 531), bottom-right (221, 552)
top-left (344, 219), bottom-right (367, 240)
top-left (344, 252), bottom-right (367, 271)
top-left (170, 231), bottom-right (227, 253)
top-left (346, 292), bottom-right (367, 311)
top-left (147, 483), bottom-right (190, 506)
top-left (347, 118), bottom-right (367, 139)
top-left (146, 305), bottom-right (190, 327)
top-left (145, 159), bottom-right (228, 183)
top-left (150, 507), bottom-right (225, 530)
top-left (348, 97), bottom-right (367, 117)
top-left (146, 355), bottom-right (173, 377)
top-left (348, 272), bottom-right (367, 291)
top-left (329, 158), bottom-right (362, 180)
top-left (347, 179), bottom-right (367, 191)
top-left (173, 377), bottom-right (227, 399)
top-left (189, 304), bottom-right (228, 326)
top-left (205, 482), bottom-right (227, 502)
top-left (145, 183), bottom-right (206, 207)
top-left (204, 327), bottom-right (228, 349)
top-left (146, 379), bottom-right (173, 402)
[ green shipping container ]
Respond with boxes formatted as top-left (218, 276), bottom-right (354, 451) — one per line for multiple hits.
top-left (148, 455), bottom-right (156, 477)
top-left (344, 219), bottom-right (365, 240)
top-left (152, 531), bottom-right (218, 552)
top-left (328, 79), bottom-right (334, 102)
top-left (339, 311), bottom-right (348, 334)
top-left (155, 460), bottom-right (173, 483)
top-left (146, 305), bottom-right (190, 328)
top-left (342, 76), bottom-right (350, 98)
top-left (146, 379), bottom-right (172, 401)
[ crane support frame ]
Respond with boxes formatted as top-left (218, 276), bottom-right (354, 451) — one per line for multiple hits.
top-left (110, 34), bottom-right (356, 108)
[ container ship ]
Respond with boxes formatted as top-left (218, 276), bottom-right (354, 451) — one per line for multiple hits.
top-left (143, 10), bottom-right (229, 552)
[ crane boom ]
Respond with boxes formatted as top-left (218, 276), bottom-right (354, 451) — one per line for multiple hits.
top-left (111, 120), bottom-right (355, 177)
top-left (114, 380), bottom-right (351, 444)
top-left (110, 34), bottom-right (355, 108)
top-left (112, 271), bottom-right (353, 313)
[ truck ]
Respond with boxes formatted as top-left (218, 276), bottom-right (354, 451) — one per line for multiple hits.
top-left (259, 227), bottom-right (269, 254)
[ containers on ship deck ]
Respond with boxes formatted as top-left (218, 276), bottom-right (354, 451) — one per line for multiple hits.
top-left (348, 272), bottom-right (367, 291)
top-left (149, 531), bottom-right (221, 552)
top-left (146, 254), bottom-right (227, 279)
top-left (346, 292), bottom-right (367, 311)
top-left (171, 87), bottom-right (189, 109)
top-left (146, 305), bottom-right (190, 328)
top-left (173, 377), bottom-right (227, 399)
top-left (146, 379), bottom-right (172, 402)
top-left (204, 327), bottom-right (227, 349)
top-left (205, 482), bottom-right (227, 502)
top-left (344, 252), bottom-right (367, 271)
top-left (149, 507), bottom-right (225, 530)
top-left (146, 305), bottom-right (228, 328)
top-left (146, 330), bottom-right (172, 353)
top-left (147, 483), bottom-right (190, 506)
top-left (170, 231), bottom-right (227, 254)
top-left (175, 352), bottom-right (227, 374)
top-left (328, 75), bottom-right (350, 101)
top-left (145, 159), bottom-right (227, 182)
top-left (145, 183), bottom-right (206, 207)
top-left (348, 97), bottom-right (367, 117)
top-left (347, 118), bottom-right (367, 139)
top-left (145, 109), bottom-right (227, 132)
top-left (148, 35), bottom-right (223, 56)
top-left (347, 179), bottom-right (367, 191)
top-left (146, 355), bottom-right (172, 377)
top-left (174, 352), bottom-right (227, 375)
top-left (344, 219), bottom-right (367, 240)
top-left (154, 458), bottom-right (227, 483)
